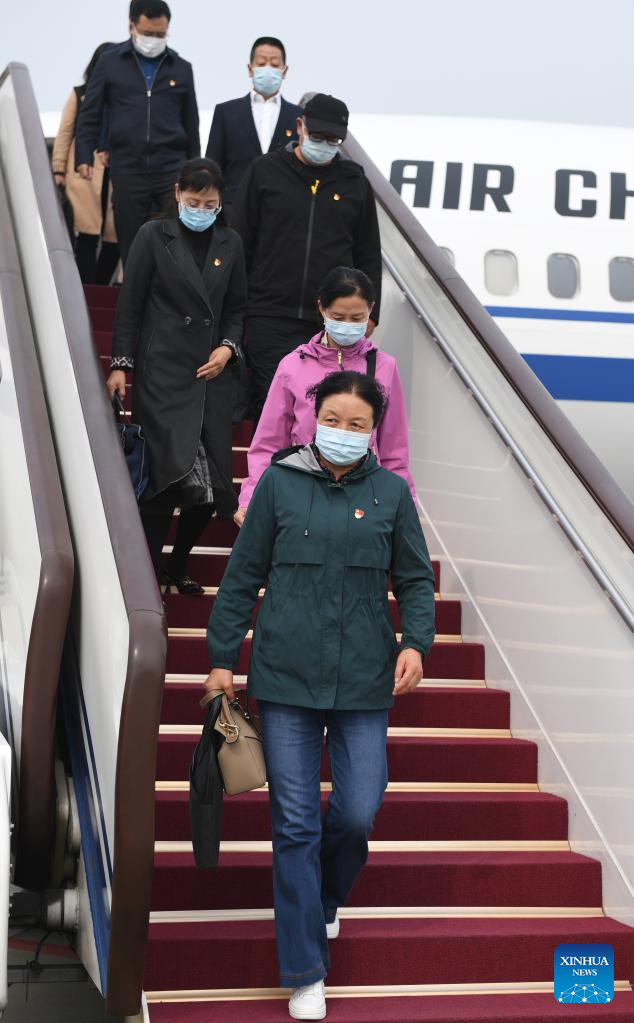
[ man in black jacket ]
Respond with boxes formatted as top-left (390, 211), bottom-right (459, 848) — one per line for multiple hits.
top-left (75, 0), bottom-right (200, 263)
top-left (232, 93), bottom-right (382, 419)
top-left (205, 36), bottom-right (303, 214)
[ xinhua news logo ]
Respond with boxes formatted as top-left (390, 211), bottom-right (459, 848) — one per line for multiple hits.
top-left (554, 943), bottom-right (614, 1003)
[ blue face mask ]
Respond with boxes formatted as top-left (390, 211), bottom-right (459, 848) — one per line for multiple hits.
top-left (178, 202), bottom-right (220, 232)
top-left (252, 66), bottom-right (283, 97)
top-left (300, 136), bottom-right (339, 166)
top-left (324, 318), bottom-right (368, 347)
top-left (315, 423), bottom-right (371, 466)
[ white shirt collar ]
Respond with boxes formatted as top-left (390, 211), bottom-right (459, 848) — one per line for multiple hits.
top-left (251, 89), bottom-right (282, 106)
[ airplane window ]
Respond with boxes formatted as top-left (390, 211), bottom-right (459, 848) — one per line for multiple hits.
top-left (547, 253), bottom-right (579, 299)
top-left (484, 250), bottom-right (518, 296)
top-left (439, 247), bottom-right (455, 266)
top-left (609, 257), bottom-right (634, 301)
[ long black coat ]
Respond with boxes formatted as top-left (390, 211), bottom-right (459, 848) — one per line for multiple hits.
top-left (111, 218), bottom-right (246, 510)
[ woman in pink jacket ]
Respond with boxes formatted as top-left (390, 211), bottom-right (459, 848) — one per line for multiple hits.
top-left (236, 266), bottom-right (416, 525)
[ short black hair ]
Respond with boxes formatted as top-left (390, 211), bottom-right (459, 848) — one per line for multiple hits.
top-left (129, 0), bottom-right (171, 23)
top-left (318, 266), bottom-right (376, 309)
top-left (178, 157), bottom-right (225, 195)
top-left (250, 36), bottom-right (286, 64)
top-left (157, 158), bottom-right (226, 221)
top-left (307, 371), bottom-right (387, 427)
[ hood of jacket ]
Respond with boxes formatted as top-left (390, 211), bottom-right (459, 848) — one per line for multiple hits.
top-left (272, 443), bottom-right (379, 479)
top-left (272, 444), bottom-right (382, 539)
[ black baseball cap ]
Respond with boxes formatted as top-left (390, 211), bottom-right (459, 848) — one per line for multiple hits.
top-left (303, 94), bottom-right (349, 140)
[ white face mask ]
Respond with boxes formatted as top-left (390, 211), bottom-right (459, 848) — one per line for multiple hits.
top-left (132, 32), bottom-right (167, 58)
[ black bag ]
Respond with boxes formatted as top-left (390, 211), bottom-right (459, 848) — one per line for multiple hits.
top-left (189, 693), bottom-right (224, 868)
top-left (365, 348), bottom-right (377, 378)
top-left (112, 392), bottom-right (149, 500)
top-left (230, 344), bottom-right (251, 425)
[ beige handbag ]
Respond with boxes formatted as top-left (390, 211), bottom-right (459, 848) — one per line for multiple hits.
top-left (200, 690), bottom-right (267, 795)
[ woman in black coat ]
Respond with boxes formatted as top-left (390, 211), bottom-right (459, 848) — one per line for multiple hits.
top-left (107, 158), bottom-right (246, 592)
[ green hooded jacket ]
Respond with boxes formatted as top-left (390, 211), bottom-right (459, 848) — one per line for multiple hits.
top-left (207, 445), bottom-right (436, 710)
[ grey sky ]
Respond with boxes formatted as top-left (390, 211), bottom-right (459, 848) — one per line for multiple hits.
top-left (1, 0), bottom-right (633, 127)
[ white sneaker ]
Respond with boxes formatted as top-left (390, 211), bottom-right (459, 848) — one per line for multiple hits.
top-left (325, 913), bottom-right (339, 939)
top-left (288, 979), bottom-right (326, 1020)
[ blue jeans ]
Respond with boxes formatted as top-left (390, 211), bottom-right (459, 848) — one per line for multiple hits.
top-left (257, 700), bottom-right (389, 988)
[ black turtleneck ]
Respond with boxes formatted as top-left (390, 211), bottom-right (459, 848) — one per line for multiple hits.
top-left (179, 220), bottom-right (213, 273)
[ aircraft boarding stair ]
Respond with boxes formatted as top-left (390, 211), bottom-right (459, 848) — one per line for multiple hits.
top-left (3, 60), bottom-right (634, 1021)
top-left (79, 267), bottom-right (634, 1021)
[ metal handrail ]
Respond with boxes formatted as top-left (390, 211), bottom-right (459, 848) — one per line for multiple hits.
top-left (1, 62), bottom-right (167, 1015)
top-left (382, 250), bottom-right (634, 631)
top-left (0, 162), bottom-right (74, 889)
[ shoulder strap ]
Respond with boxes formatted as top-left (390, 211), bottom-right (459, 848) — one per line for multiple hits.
top-left (365, 348), bottom-right (377, 379)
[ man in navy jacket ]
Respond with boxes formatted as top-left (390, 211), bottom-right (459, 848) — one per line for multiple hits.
top-left (205, 37), bottom-right (303, 213)
top-left (75, 0), bottom-right (199, 263)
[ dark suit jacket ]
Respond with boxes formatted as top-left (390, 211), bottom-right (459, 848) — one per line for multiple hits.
top-left (206, 94), bottom-right (303, 205)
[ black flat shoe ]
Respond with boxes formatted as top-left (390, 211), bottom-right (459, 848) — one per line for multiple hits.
top-left (160, 571), bottom-right (204, 596)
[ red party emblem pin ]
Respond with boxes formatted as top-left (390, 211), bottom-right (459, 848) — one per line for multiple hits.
top-left (354, 508), bottom-right (365, 519)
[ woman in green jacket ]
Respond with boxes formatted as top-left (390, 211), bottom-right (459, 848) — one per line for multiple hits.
top-left (206, 370), bottom-right (435, 1021)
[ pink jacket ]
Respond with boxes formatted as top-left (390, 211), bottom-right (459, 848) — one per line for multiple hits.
top-left (239, 333), bottom-right (416, 507)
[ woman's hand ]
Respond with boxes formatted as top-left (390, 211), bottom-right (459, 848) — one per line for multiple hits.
top-left (204, 668), bottom-right (235, 701)
top-left (54, 173), bottom-right (66, 186)
top-left (234, 507), bottom-right (247, 528)
top-left (393, 647), bottom-right (423, 696)
top-left (197, 346), bottom-right (232, 381)
top-left (106, 370), bottom-right (127, 400)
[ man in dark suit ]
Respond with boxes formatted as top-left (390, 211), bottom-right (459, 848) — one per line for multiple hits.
top-left (205, 37), bottom-right (303, 212)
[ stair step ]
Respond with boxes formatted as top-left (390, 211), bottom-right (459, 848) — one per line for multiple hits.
top-left (161, 547), bottom-right (442, 591)
top-left (169, 515), bottom-right (239, 547)
top-left (157, 780), bottom-right (539, 792)
top-left (145, 988), bottom-right (634, 1023)
top-left (156, 734), bottom-right (537, 783)
top-left (162, 591), bottom-right (461, 633)
top-left (160, 684), bottom-right (508, 728)
top-left (84, 283), bottom-right (119, 307)
top-left (165, 673), bottom-right (489, 689)
top-left (154, 789), bottom-right (567, 842)
top-left (143, 915), bottom-right (634, 990)
top-left (165, 634), bottom-right (482, 678)
top-left (90, 308), bottom-right (116, 333)
top-left (150, 850), bottom-right (599, 913)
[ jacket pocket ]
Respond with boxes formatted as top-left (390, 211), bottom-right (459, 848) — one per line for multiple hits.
top-left (271, 541), bottom-right (325, 566)
top-left (345, 545), bottom-right (391, 570)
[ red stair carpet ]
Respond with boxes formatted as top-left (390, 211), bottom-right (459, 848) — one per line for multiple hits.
top-left (85, 283), bottom-right (634, 1021)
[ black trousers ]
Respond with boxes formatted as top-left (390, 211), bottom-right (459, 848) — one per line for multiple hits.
top-left (243, 315), bottom-right (319, 420)
top-left (74, 234), bottom-right (120, 285)
top-left (111, 170), bottom-right (177, 264)
top-left (141, 500), bottom-right (214, 581)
